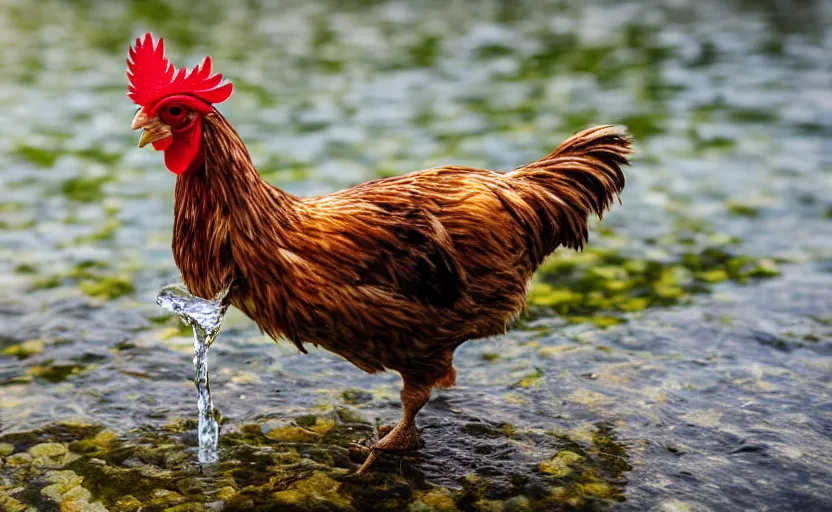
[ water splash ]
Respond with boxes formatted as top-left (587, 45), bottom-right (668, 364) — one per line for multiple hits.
top-left (156, 283), bottom-right (230, 463)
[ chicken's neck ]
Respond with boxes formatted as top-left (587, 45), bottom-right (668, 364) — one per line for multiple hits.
top-left (172, 110), bottom-right (299, 299)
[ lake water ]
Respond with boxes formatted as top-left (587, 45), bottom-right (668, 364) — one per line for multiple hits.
top-left (0, 0), bottom-right (830, 510)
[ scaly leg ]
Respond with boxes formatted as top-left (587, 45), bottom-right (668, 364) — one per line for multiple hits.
top-left (357, 378), bottom-right (431, 474)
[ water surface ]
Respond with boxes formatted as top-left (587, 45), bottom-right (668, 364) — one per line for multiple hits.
top-left (1, 0), bottom-right (831, 510)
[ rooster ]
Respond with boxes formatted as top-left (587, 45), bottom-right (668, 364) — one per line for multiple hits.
top-left (127, 33), bottom-right (630, 473)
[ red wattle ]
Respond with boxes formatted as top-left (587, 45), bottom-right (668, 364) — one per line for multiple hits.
top-left (163, 122), bottom-right (202, 175)
top-left (152, 137), bottom-right (172, 151)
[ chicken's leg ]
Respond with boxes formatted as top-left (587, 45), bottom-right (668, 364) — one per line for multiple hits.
top-left (357, 378), bottom-right (430, 474)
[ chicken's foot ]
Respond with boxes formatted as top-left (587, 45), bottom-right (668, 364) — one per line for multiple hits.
top-left (356, 379), bottom-right (430, 474)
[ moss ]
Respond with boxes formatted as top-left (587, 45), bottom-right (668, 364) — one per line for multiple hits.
top-left (2, 339), bottom-right (45, 359)
top-left (0, 491), bottom-right (28, 512)
top-left (502, 495), bottom-right (531, 512)
top-left (69, 430), bottom-right (119, 455)
top-left (342, 389), bottom-right (372, 405)
top-left (515, 368), bottom-right (543, 388)
top-left (0, 442), bottom-right (15, 457)
top-left (164, 504), bottom-right (205, 512)
top-left (79, 275), bottom-right (134, 300)
top-left (527, 245), bottom-right (780, 325)
top-left (30, 362), bottom-right (87, 383)
top-left (29, 442), bottom-right (67, 458)
top-left (696, 269), bottom-right (728, 283)
top-left (12, 144), bottom-right (61, 167)
top-left (264, 425), bottom-right (322, 443)
top-left (336, 408), bottom-right (370, 425)
top-left (526, 284), bottom-right (582, 311)
top-left (409, 35), bottom-right (441, 68)
top-left (272, 472), bottom-right (352, 510)
top-left (539, 450), bottom-right (584, 478)
top-left (742, 259), bottom-right (780, 278)
top-left (411, 488), bottom-right (457, 512)
top-left (32, 275), bottom-right (63, 290)
top-left (577, 481), bottom-right (616, 498)
top-left (296, 415), bottom-right (337, 435)
top-left (112, 496), bottom-right (143, 512)
top-left (61, 176), bottom-right (110, 202)
top-left (725, 201), bottom-right (759, 217)
top-left (5, 452), bottom-right (33, 466)
top-left (14, 262), bottom-right (37, 274)
top-left (71, 219), bottom-right (122, 245)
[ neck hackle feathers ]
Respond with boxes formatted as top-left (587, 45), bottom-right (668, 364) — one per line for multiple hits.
top-left (126, 32), bottom-right (233, 109)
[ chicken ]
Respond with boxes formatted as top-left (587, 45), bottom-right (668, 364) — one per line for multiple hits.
top-left (127, 33), bottom-right (631, 473)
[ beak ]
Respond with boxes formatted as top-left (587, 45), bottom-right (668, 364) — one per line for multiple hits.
top-left (132, 108), bottom-right (172, 148)
top-left (131, 109), bottom-right (149, 130)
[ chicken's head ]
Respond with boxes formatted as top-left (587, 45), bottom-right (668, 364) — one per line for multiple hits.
top-left (127, 33), bottom-right (233, 175)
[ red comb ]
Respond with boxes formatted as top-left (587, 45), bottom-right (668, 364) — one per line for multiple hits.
top-left (127, 33), bottom-right (232, 108)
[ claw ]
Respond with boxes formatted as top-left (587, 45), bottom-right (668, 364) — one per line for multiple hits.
top-left (356, 449), bottom-right (380, 475)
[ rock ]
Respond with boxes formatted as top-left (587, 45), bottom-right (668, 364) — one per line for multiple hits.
top-left (262, 421), bottom-right (321, 443)
top-left (273, 472), bottom-right (351, 510)
top-left (539, 450), bottom-right (584, 478)
top-left (578, 481), bottom-right (616, 498)
top-left (216, 486), bottom-right (237, 501)
top-left (29, 443), bottom-right (67, 466)
top-left (113, 495), bottom-right (143, 512)
top-left (412, 489), bottom-right (457, 512)
top-left (5, 453), bottom-right (33, 467)
top-left (40, 470), bottom-right (85, 501)
top-left (29, 443), bottom-right (66, 459)
top-left (502, 496), bottom-right (531, 512)
top-left (148, 489), bottom-right (186, 508)
top-left (0, 442), bottom-right (14, 457)
top-left (1, 339), bottom-right (44, 358)
top-left (164, 503), bottom-right (205, 512)
top-left (471, 499), bottom-right (503, 512)
top-left (40, 470), bottom-right (107, 512)
top-left (0, 490), bottom-right (28, 512)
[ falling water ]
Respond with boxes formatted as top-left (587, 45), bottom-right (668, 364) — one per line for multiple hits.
top-left (156, 283), bottom-right (230, 463)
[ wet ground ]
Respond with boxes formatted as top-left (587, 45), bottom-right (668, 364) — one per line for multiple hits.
top-left (1, 0), bottom-right (831, 510)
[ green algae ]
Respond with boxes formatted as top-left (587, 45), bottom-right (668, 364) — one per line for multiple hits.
top-left (0, 412), bottom-right (636, 512)
top-left (29, 263), bottom-right (135, 300)
top-left (526, 245), bottom-right (781, 325)
top-left (60, 176), bottom-right (111, 203)
top-left (273, 472), bottom-right (353, 510)
top-left (539, 450), bottom-right (584, 478)
top-left (29, 363), bottom-right (88, 383)
top-left (78, 275), bottom-right (134, 300)
top-left (1, 339), bottom-right (45, 359)
top-left (724, 201), bottom-right (760, 218)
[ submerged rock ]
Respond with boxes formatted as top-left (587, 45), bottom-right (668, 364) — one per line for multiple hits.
top-left (40, 470), bottom-right (107, 512)
top-left (272, 472), bottom-right (352, 510)
top-left (0, 443), bottom-right (14, 457)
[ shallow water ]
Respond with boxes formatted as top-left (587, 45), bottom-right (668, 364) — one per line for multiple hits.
top-left (1, 0), bottom-right (831, 510)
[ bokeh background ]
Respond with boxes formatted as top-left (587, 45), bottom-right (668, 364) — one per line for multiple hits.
top-left (1, 0), bottom-right (831, 511)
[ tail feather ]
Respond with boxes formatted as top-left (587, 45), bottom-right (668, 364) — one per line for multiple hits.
top-left (508, 125), bottom-right (631, 263)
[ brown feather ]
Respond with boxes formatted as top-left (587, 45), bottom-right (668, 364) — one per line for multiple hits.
top-left (173, 111), bottom-right (631, 385)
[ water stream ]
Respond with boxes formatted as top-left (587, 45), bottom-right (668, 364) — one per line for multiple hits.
top-left (156, 284), bottom-right (229, 464)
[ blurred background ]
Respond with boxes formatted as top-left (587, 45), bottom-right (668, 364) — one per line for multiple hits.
top-left (0, 0), bottom-right (830, 511)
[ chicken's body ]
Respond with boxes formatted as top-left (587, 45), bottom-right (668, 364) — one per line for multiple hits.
top-left (125, 33), bottom-right (630, 472)
top-left (171, 112), bottom-right (630, 471)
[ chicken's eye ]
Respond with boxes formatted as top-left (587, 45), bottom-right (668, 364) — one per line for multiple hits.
top-left (159, 105), bottom-right (190, 128)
